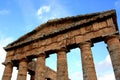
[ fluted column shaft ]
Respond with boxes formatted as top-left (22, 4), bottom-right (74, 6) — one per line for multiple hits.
top-left (35, 54), bottom-right (46, 80)
top-left (2, 62), bottom-right (13, 80)
top-left (105, 35), bottom-right (120, 80)
top-left (57, 48), bottom-right (68, 80)
top-left (17, 59), bottom-right (28, 80)
top-left (79, 42), bottom-right (97, 80)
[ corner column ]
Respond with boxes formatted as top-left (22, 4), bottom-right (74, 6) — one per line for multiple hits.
top-left (2, 61), bottom-right (13, 80)
top-left (105, 35), bottom-right (120, 80)
top-left (79, 41), bottom-right (97, 80)
top-left (57, 48), bottom-right (69, 80)
top-left (35, 53), bottom-right (46, 80)
top-left (17, 59), bottom-right (28, 80)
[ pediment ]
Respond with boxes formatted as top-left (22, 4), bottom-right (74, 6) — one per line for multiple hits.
top-left (5, 9), bottom-right (117, 50)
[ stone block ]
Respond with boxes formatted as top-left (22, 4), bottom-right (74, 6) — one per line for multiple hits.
top-left (75, 35), bottom-right (84, 44)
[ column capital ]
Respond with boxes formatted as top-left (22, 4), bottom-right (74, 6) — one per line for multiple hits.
top-left (37, 53), bottom-right (46, 58)
top-left (2, 61), bottom-right (13, 66)
top-left (56, 47), bottom-right (69, 53)
top-left (19, 58), bottom-right (29, 63)
top-left (79, 41), bottom-right (93, 48)
top-left (104, 34), bottom-right (119, 43)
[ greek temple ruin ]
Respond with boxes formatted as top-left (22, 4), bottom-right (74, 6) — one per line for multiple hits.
top-left (2, 9), bottom-right (120, 80)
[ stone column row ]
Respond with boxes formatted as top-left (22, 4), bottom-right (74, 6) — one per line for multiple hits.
top-left (3, 34), bottom-right (120, 80)
top-left (2, 42), bottom-right (96, 80)
top-left (2, 48), bottom-right (69, 80)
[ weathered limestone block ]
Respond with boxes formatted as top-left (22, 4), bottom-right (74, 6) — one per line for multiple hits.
top-left (84, 32), bottom-right (94, 41)
top-left (107, 18), bottom-right (115, 28)
top-left (57, 48), bottom-right (69, 80)
top-left (56, 34), bottom-right (64, 42)
top-left (79, 41), bottom-right (97, 80)
top-left (99, 21), bottom-right (107, 28)
top-left (92, 21), bottom-right (107, 31)
top-left (45, 42), bottom-right (60, 51)
top-left (6, 50), bottom-right (14, 57)
top-left (32, 42), bottom-right (39, 49)
top-left (66, 37), bottom-right (76, 46)
top-left (5, 51), bottom-right (14, 62)
top-left (105, 35), bottom-right (120, 80)
top-left (2, 62), bottom-right (13, 80)
top-left (85, 25), bottom-right (93, 33)
top-left (41, 39), bottom-right (47, 46)
top-left (17, 59), bottom-right (28, 80)
top-left (58, 39), bottom-right (66, 48)
top-left (75, 35), bottom-right (84, 44)
top-left (23, 45), bottom-right (30, 52)
top-left (46, 38), bottom-right (52, 45)
top-left (93, 28), bottom-right (104, 37)
top-left (80, 27), bottom-right (86, 34)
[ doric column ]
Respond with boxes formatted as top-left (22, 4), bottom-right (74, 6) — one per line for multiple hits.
top-left (79, 41), bottom-right (97, 80)
top-left (2, 61), bottom-right (13, 80)
top-left (17, 59), bottom-right (28, 80)
top-left (57, 48), bottom-right (69, 80)
top-left (35, 53), bottom-right (46, 80)
top-left (105, 35), bottom-right (120, 80)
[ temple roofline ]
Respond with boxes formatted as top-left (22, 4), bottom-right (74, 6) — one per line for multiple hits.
top-left (4, 9), bottom-right (118, 51)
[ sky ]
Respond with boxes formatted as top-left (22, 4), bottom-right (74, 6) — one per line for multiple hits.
top-left (0, 0), bottom-right (120, 80)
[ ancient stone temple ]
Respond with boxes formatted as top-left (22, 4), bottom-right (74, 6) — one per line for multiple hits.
top-left (2, 9), bottom-right (120, 80)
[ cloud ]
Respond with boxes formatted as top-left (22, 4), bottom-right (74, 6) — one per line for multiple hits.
top-left (70, 71), bottom-right (83, 80)
top-left (95, 55), bottom-right (113, 73)
top-left (98, 73), bottom-right (115, 80)
top-left (0, 9), bottom-right (10, 15)
top-left (95, 55), bottom-right (115, 80)
top-left (36, 5), bottom-right (51, 17)
top-left (36, 5), bottom-right (51, 20)
top-left (36, 0), bottom-right (70, 23)
top-left (115, 0), bottom-right (120, 9)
